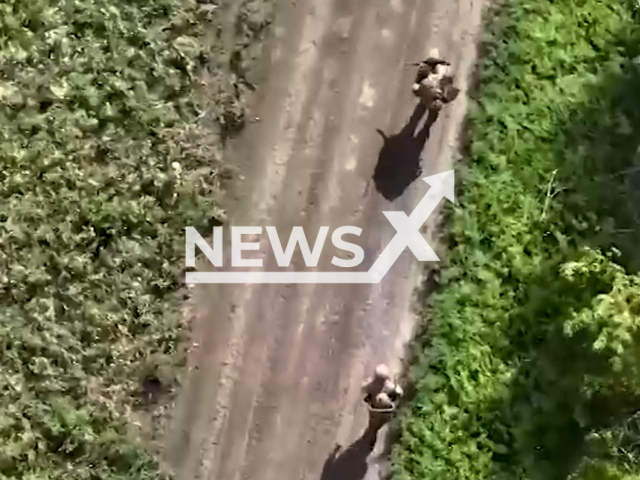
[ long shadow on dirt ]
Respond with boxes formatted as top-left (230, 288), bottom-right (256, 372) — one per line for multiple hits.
top-left (318, 435), bottom-right (374, 480)
top-left (373, 102), bottom-right (439, 201)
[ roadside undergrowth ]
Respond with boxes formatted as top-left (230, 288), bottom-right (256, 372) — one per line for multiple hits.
top-left (0, 0), bottom-right (272, 478)
top-left (393, 1), bottom-right (640, 479)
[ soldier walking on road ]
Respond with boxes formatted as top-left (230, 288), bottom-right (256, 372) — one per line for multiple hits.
top-left (410, 48), bottom-right (459, 112)
top-left (361, 364), bottom-right (403, 447)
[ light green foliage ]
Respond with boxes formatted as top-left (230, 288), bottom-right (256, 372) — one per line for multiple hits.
top-left (394, 0), bottom-right (640, 479)
top-left (0, 0), bottom-right (272, 478)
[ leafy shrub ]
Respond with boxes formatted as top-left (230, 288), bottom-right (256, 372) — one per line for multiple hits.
top-left (393, 1), bottom-right (640, 479)
top-left (0, 0), bottom-right (272, 478)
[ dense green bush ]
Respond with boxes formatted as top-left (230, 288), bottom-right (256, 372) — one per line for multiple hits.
top-left (0, 0), bottom-right (271, 478)
top-left (394, 1), bottom-right (640, 479)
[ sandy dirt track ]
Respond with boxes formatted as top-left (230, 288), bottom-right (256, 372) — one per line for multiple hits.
top-left (165, 0), bottom-right (486, 479)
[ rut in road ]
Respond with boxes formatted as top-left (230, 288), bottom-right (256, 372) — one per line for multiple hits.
top-left (164, 0), bottom-right (486, 479)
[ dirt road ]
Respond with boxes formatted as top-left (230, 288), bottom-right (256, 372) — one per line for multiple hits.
top-left (165, 0), bottom-right (485, 479)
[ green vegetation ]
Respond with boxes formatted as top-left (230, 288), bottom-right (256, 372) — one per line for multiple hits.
top-left (0, 0), bottom-right (271, 478)
top-left (394, 0), bottom-right (640, 479)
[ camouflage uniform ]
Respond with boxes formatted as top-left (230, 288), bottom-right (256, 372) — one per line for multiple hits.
top-left (362, 364), bottom-right (403, 445)
top-left (362, 364), bottom-right (403, 401)
top-left (413, 57), bottom-right (450, 85)
top-left (412, 58), bottom-right (457, 111)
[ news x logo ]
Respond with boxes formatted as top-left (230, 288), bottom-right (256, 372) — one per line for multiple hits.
top-left (185, 170), bottom-right (454, 284)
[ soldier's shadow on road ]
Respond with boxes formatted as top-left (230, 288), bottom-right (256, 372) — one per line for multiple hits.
top-left (372, 102), bottom-right (439, 202)
top-left (318, 435), bottom-right (374, 480)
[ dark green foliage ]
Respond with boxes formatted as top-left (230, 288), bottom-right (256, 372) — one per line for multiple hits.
top-left (393, 1), bottom-right (640, 479)
top-left (0, 0), bottom-right (272, 478)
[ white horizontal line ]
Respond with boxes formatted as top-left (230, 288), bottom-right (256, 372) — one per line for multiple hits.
top-left (185, 271), bottom-right (380, 284)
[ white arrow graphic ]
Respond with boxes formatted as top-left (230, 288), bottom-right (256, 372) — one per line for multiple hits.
top-left (186, 170), bottom-right (455, 284)
top-left (366, 170), bottom-right (454, 282)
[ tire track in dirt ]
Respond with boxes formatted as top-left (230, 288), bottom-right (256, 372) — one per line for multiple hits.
top-left (173, 2), bottom-right (337, 477)
top-left (217, 46), bottom-right (344, 480)
top-left (234, 3), bottom-right (379, 475)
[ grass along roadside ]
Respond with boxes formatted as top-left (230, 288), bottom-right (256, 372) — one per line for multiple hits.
top-left (0, 0), bottom-right (272, 478)
top-left (393, 1), bottom-right (640, 479)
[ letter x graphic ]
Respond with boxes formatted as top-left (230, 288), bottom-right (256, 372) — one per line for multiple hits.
top-left (367, 172), bottom-right (454, 281)
top-left (382, 210), bottom-right (437, 261)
